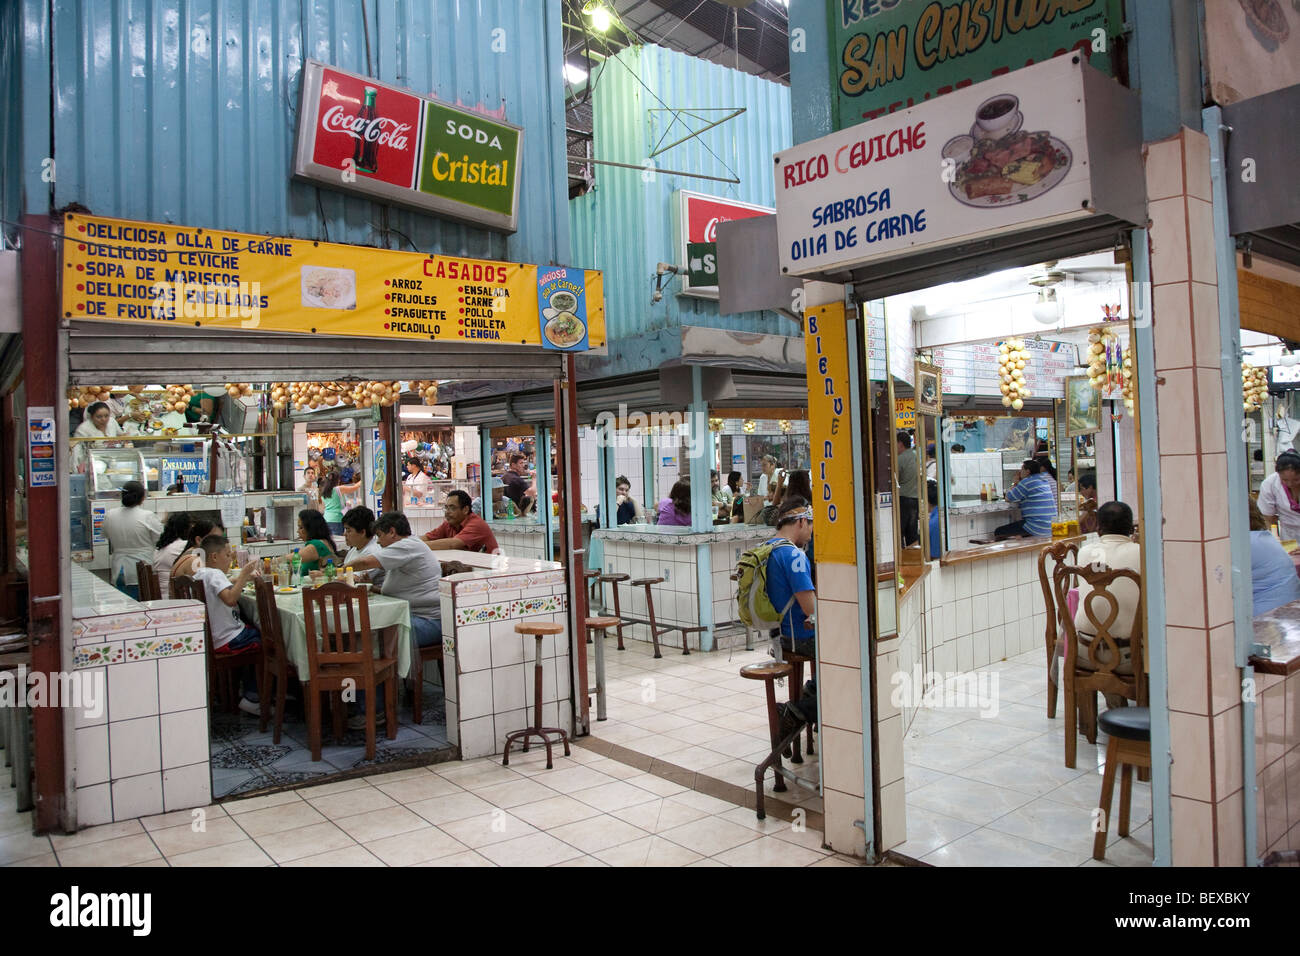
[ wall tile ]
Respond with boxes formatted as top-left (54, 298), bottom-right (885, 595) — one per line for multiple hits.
top-left (1166, 626), bottom-right (1210, 715)
top-left (1171, 796), bottom-right (1214, 866)
top-left (1149, 196), bottom-right (1191, 286)
top-left (1162, 541), bottom-right (1207, 628)
top-left (1215, 787), bottom-right (1245, 866)
top-left (1212, 706), bottom-right (1243, 799)
top-left (1153, 282), bottom-right (1194, 371)
top-left (1199, 454), bottom-right (1230, 542)
top-left (459, 715), bottom-right (495, 759)
top-left (822, 725), bottom-right (866, 797)
top-left (818, 599), bottom-right (862, 669)
top-left (1190, 281), bottom-right (1221, 371)
top-left (819, 562), bottom-right (858, 603)
top-left (72, 666), bottom-right (108, 728)
top-left (160, 708), bottom-right (209, 770)
top-left (1159, 455), bottom-right (1202, 542)
top-left (1195, 368), bottom-right (1226, 455)
top-left (878, 714), bottom-right (904, 786)
top-left (1170, 712), bottom-right (1213, 801)
top-left (493, 663), bottom-right (529, 715)
top-left (456, 626), bottom-right (492, 673)
top-left (458, 670), bottom-right (494, 721)
top-left (163, 763), bottom-right (212, 814)
top-left (1209, 624), bottom-right (1239, 716)
top-left (111, 772), bottom-right (164, 821)
top-left (1182, 129), bottom-right (1212, 202)
top-left (1145, 137), bottom-right (1185, 202)
top-left (76, 724), bottom-right (109, 787)
top-left (1202, 537), bottom-right (1233, 629)
top-left (157, 654), bottom-right (206, 715)
top-left (77, 783), bottom-right (113, 828)
top-left (1262, 757), bottom-right (1288, 849)
top-left (108, 716), bottom-right (161, 779)
top-left (879, 778), bottom-right (907, 852)
top-left (823, 787), bottom-right (868, 857)
top-left (1262, 682), bottom-right (1286, 768)
top-left (1156, 370), bottom-right (1198, 457)
top-left (1186, 198), bottom-right (1219, 286)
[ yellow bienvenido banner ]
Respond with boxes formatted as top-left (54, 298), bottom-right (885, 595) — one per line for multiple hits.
top-left (804, 302), bottom-right (856, 566)
top-left (60, 213), bottom-right (605, 350)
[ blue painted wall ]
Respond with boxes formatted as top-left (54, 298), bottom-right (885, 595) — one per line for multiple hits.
top-left (569, 45), bottom-right (794, 378)
top-left (11, 0), bottom-right (571, 266)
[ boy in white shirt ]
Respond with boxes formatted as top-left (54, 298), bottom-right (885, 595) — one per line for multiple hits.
top-left (192, 535), bottom-right (263, 715)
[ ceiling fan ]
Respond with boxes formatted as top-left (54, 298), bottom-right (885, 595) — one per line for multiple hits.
top-left (1028, 259), bottom-right (1124, 324)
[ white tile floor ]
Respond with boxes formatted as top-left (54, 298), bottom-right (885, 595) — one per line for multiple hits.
top-left (898, 649), bottom-right (1154, 867)
top-left (0, 746), bottom-right (855, 867)
top-left (585, 636), bottom-right (823, 807)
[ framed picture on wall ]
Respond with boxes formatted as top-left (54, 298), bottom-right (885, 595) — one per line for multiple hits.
top-left (1066, 375), bottom-right (1102, 437)
top-left (914, 362), bottom-right (942, 417)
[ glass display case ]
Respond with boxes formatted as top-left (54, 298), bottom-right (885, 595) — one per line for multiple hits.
top-left (87, 446), bottom-right (149, 499)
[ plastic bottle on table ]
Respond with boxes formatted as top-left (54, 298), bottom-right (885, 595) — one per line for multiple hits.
top-left (291, 549), bottom-right (301, 586)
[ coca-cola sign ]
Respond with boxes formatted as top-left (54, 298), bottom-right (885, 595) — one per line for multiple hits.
top-left (293, 60), bottom-right (524, 233)
top-left (674, 190), bottom-right (773, 299)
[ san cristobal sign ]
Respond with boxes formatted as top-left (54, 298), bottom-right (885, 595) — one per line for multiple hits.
top-left (832, 0), bottom-right (1123, 130)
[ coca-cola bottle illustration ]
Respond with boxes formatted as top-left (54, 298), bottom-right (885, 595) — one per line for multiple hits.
top-left (354, 87), bottom-right (380, 174)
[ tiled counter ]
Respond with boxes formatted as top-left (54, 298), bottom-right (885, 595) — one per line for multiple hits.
top-left (488, 519), bottom-right (549, 561)
top-left (436, 552), bottom-right (572, 760)
top-left (593, 525), bottom-right (772, 650)
top-left (69, 563), bottom-right (210, 827)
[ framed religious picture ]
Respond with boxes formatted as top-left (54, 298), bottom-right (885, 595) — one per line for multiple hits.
top-left (914, 362), bottom-right (942, 417)
top-left (1066, 375), bottom-right (1102, 437)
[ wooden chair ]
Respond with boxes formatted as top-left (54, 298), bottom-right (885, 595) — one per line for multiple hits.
top-left (253, 577), bottom-right (298, 743)
top-left (1036, 540), bottom-right (1079, 719)
top-left (410, 643), bottom-right (445, 726)
top-left (1053, 562), bottom-right (1145, 769)
top-left (302, 581), bottom-right (398, 761)
top-left (173, 575), bottom-right (263, 715)
top-left (1093, 706), bottom-right (1151, 861)
top-left (135, 561), bottom-right (161, 602)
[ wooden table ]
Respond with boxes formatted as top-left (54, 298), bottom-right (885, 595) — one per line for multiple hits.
top-left (238, 587), bottom-right (413, 680)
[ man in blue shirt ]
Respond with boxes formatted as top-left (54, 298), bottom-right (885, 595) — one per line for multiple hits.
top-left (995, 458), bottom-right (1058, 539)
top-left (765, 497), bottom-right (817, 740)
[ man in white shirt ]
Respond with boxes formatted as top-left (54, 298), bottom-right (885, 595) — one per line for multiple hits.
top-left (1257, 451), bottom-right (1300, 543)
top-left (1072, 501), bottom-right (1141, 707)
top-left (101, 481), bottom-right (163, 599)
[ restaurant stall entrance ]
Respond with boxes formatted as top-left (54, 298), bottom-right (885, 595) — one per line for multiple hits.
top-left (17, 211), bottom-right (604, 831)
top-left (772, 54), bottom-right (1157, 861)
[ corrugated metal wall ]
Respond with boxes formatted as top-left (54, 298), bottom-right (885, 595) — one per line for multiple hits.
top-left (569, 44), bottom-right (792, 353)
top-left (33, 0), bottom-right (570, 266)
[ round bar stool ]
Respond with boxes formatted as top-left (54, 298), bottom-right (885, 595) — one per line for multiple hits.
top-left (629, 576), bottom-right (678, 658)
top-left (1093, 706), bottom-right (1151, 861)
top-left (583, 570), bottom-right (602, 634)
top-left (585, 616), bottom-right (620, 721)
top-left (597, 573), bottom-right (630, 650)
top-left (502, 622), bottom-right (569, 769)
top-left (740, 660), bottom-right (793, 793)
top-left (782, 652), bottom-right (816, 764)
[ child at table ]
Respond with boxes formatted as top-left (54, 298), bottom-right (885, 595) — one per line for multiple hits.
top-left (193, 535), bottom-right (264, 716)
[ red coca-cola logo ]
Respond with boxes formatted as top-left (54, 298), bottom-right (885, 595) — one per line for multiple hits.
top-left (320, 106), bottom-right (413, 151)
top-left (311, 68), bottom-right (421, 189)
top-left (686, 196), bottom-right (769, 244)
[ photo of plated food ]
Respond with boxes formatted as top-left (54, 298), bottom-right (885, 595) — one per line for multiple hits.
top-left (544, 311), bottom-right (586, 348)
top-left (549, 290), bottom-right (578, 313)
top-left (946, 94), bottom-right (1072, 209)
top-left (301, 265), bottom-right (357, 309)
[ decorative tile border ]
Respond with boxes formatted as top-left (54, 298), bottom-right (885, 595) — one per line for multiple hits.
top-left (454, 580), bottom-right (492, 595)
top-left (74, 611), bottom-right (151, 638)
top-left (454, 594), bottom-right (568, 626)
top-left (125, 634), bottom-right (204, 662)
top-left (73, 643), bottom-right (124, 669)
top-left (525, 571), bottom-right (566, 587)
top-left (144, 601), bottom-right (205, 628)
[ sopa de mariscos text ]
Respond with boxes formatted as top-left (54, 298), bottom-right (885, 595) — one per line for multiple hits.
top-left (782, 121), bottom-right (927, 262)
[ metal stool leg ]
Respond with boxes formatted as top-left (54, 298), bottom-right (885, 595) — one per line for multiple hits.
top-left (591, 625), bottom-right (607, 721)
top-left (645, 584), bottom-right (663, 659)
top-left (762, 678), bottom-right (787, 793)
top-left (612, 585), bottom-right (626, 651)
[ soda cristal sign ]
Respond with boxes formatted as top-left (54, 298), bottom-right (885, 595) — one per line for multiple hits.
top-left (293, 60), bottom-right (524, 233)
top-left (673, 190), bottom-right (773, 299)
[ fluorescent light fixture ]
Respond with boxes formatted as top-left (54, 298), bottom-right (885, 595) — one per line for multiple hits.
top-left (563, 62), bottom-right (588, 84)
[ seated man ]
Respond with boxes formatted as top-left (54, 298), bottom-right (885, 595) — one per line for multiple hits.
top-left (424, 490), bottom-right (500, 554)
top-left (348, 512), bottom-right (443, 650)
top-left (927, 479), bottom-right (941, 560)
top-left (760, 497), bottom-right (818, 740)
top-left (192, 535), bottom-right (263, 715)
top-left (1072, 501), bottom-right (1141, 706)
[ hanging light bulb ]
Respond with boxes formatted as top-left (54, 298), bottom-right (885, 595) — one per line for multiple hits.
top-left (1031, 287), bottom-right (1061, 325)
top-left (582, 0), bottom-right (612, 32)
top-left (1280, 349), bottom-right (1299, 367)
top-left (743, 419), bottom-right (756, 433)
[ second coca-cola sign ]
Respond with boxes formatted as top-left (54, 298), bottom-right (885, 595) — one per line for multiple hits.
top-left (293, 60), bottom-right (524, 233)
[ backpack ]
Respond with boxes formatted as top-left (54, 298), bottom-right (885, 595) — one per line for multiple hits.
top-left (735, 539), bottom-right (799, 630)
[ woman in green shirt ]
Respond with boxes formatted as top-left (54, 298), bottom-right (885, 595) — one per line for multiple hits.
top-left (318, 471), bottom-right (362, 537)
top-left (296, 509), bottom-right (339, 572)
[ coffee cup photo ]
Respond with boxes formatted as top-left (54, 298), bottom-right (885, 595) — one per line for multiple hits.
top-left (974, 93), bottom-right (1022, 138)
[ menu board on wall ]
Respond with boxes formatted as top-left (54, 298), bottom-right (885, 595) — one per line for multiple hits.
top-left (932, 338), bottom-right (1077, 398)
top-left (61, 213), bottom-right (605, 351)
top-left (831, 0), bottom-right (1122, 130)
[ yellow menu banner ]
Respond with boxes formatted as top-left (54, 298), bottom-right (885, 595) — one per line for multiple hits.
top-left (895, 398), bottom-right (915, 431)
top-left (60, 213), bottom-right (605, 350)
top-left (805, 302), bottom-right (857, 566)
